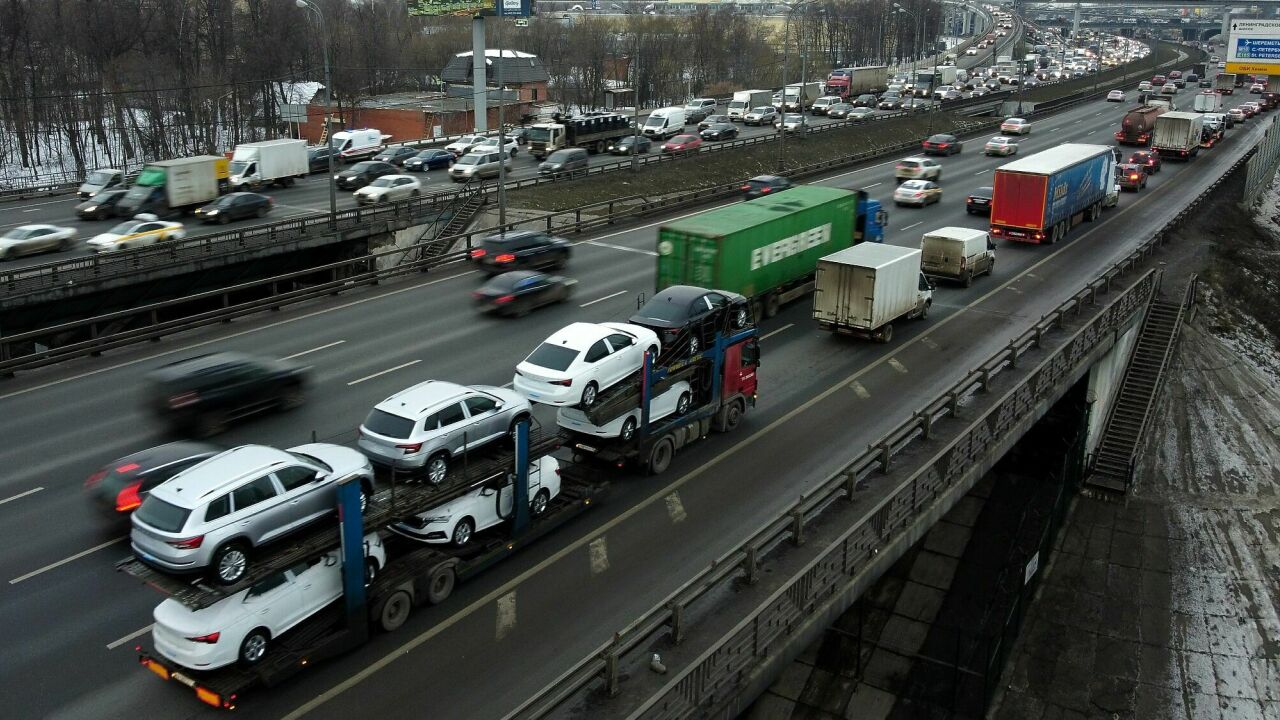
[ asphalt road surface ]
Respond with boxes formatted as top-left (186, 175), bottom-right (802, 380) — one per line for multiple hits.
top-left (0, 56), bottom-right (1260, 719)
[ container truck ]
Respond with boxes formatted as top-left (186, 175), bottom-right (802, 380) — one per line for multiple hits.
top-left (227, 139), bottom-right (308, 191)
top-left (1151, 111), bottom-right (1205, 160)
top-left (654, 186), bottom-right (885, 319)
top-left (989, 143), bottom-right (1116, 245)
top-left (115, 156), bottom-right (229, 218)
top-left (812, 244), bottom-right (933, 343)
top-left (1192, 92), bottom-right (1223, 113)
top-left (1114, 104), bottom-right (1167, 145)
top-left (1215, 73), bottom-right (1237, 95)
top-left (782, 82), bottom-right (824, 111)
top-left (823, 66), bottom-right (888, 100)
top-left (527, 112), bottom-right (634, 158)
top-left (728, 89), bottom-right (772, 121)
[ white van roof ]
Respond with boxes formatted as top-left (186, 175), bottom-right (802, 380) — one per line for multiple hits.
top-left (922, 226), bottom-right (987, 242)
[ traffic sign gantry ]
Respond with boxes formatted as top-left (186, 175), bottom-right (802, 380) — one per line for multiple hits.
top-left (1227, 19), bottom-right (1280, 75)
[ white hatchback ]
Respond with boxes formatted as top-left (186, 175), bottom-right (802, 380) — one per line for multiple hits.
top-left (151, 532), bottom-right (385, 670)
top-left (556, 380), bottom-right (692, 441)
top-left (513, 322), bottom-right (660, 408)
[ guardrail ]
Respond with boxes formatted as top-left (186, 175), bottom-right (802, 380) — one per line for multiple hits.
top-left (500, 123), bottom-right (1257, 720)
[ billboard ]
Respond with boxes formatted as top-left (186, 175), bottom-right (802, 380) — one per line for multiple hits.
top-left (1227, 18), bottom-right (1280, 74)
top-left (408, 0), bottom-right (492, 16)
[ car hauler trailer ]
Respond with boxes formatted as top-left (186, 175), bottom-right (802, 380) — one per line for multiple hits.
top-left (124, 423), bottom-right (602, 709)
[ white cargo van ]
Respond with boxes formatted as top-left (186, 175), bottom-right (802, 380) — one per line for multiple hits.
top-left (642, 107), bottom-right (686, 140)
top-left (331, 128), bottom-right (386, 163)
top-left (920, 227), bottom-right (995, 286)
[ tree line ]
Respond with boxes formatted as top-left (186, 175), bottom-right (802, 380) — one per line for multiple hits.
top-left (0, 0), bottom-right (939, 183)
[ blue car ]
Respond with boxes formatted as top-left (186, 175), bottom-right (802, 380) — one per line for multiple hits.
top-left (403, 149), bottom-right (455, 172)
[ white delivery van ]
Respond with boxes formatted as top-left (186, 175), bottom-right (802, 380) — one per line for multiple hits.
top-left (330, 128), bottom-right (386, 163)
top-left (228, 139), bottom-right (308, 190)
top-left (728, 90), bottom-right (772, 121)
top-left (920, 226), bottom-right (995, 286)
top-left (642, 107), bottom-right (686, 140)
top-left (813, 244), bottom-right (933, 343)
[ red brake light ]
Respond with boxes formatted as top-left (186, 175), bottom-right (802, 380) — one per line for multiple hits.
top-left (470, 248), bottom-right (487, 258)
top-left (760, 187), bottom-right (771, 193)
top-left (116, 462), bottom-right (141, 473)
top-left (495, 295), bottom-right (515, 304)
top-left (395, 442), bottom-right (423, 453)
top-left (740, 184), bottom-right (751, 191)
top-left (167, 535), bottom-right (204, 550)
top-left (1130, 174), bottom-right (1139, 180)
top-left (549, 378), bottom-right (573, 387)
top-left (991, 227), bottom-right (1003, 235)
top-left (85, 470), bottom-right (108, 488)
top-left (168, 391), bottom-right (199, 409)
top-left (115, 481), bottom-right (144, 512)
top-left (186, 632), bottom-right (221, 644)
top-left (495, 254), bottom-right (516, 263)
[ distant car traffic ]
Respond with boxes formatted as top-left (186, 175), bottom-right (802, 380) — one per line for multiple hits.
top-left (472, 270), bottom-right (576, 316)
top-left (0, 224), bottom-right (77, 259)
top-left (741, 174), bottom-right (793, 199)
top-left (893, 180), bottom-right (942, 207)
top-left (194, 192), bottom-right (273, 224)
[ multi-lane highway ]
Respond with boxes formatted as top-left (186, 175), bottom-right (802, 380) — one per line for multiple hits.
top-left (0, 60), bottom-right (1261, 718)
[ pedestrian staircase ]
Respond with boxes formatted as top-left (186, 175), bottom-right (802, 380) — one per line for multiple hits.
top-left (405, 184), bottom-right (489, 264)
top-left (1085, 277), bottom-right (1195, 495)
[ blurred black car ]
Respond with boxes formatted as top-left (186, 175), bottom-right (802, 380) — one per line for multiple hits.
top-left (75, 189), bottom-right (129, 221)
top-left (472, 270), bottom-right (576, 316)
top-left (85, 442), bottom-right (222, 517)
top-left (1128, 150), bottom-right (1161, 173)
top-left (852, 93), bottom-right (878, 108)
top-left (403, 149), bottom-right (455, 171)
top-left (373, 146), bottom-right (419, 166)
top-left (335, 161), bottom-right (397, 189)
top-left (193, 192), bottom-right (273, 224)
top-left (469, 230), bottom-right (572, 275)
top-left (698, 114), bottom-right (731, 131)
top-left (826, 103), bottom-right (855, 119)
top-left (629, 285), bottom-right (751, 353)
top-left (307, 146), bottom-right (334, 173)
top-left (741, 174), bottom-right (793, 200)
top-left (700, 123), bottom-right (739, 141)
top-left (609, 136), bottom-right (652, 155)
top-left (878, 94), bottom-right (905, 110)
top-left (145, 352), bottom-right (310, 437)
top-left (965, 186), bottom-right (993, 215)
top-left (922, 133), bottom-right (962, 156)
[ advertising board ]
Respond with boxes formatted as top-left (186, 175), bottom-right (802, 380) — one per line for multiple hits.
top-left (1227, 18), bottom-right (1280, 75)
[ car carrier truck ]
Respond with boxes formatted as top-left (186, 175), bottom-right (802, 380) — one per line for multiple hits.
top-left (654, 186), bottom-right (885, 320)
top-left (989, 143), bottom-right (1116, 245)
top-left (527, 112), bottom-right (635, 158)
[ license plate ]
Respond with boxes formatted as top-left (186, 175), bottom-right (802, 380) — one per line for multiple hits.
top-left (972, 199), bottom-right (988, 204)
top-left (575, 443), bottom-right (598, 453)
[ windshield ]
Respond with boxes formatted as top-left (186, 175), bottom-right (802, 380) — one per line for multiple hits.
top-left (134, 496), bottom-right (191, 533)
top-left (350, 162), bottom-right (374, 171)
top-left (2, 228), bottom-right (32, 240)
top-left (901, 181), bottom-right (927, 189)
top-left (107, 221), bottom-right (142, 234)
top-left (751, 107), bottom-right (771, 114)
top-left (547, 151), bottom-right (577, 163)
top-left (363, 409), bottom-right (415, 439)
top-left (369, 178), bottom-right (396, 188)
top-left (86, 170), bottom-right (114, 185)
top-left (526, 343), bottom-right (578, 371)
top-left (457, 155), bottom-right (480, 166)
top-left (135, 166), bottom-right (166, 187)
top-left (230, 160), bottom-right (249, 175)
top-left (643, 116), bottom-right (665, 128)
top-left (526, 127), bottom-right (553, 142)
top-left (728, 101), bottom-right (748, 109)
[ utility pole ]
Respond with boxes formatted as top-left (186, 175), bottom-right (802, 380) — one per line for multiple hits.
top-left (631, 47), bottom-right (641, 173)
top-left (495, 17), bottom-right (508, 228)
top-left (296, 0), bottom-right (336, 222)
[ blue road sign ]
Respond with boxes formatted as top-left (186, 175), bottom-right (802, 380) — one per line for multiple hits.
top-left (1236, 38), bottom-right (1280, 61)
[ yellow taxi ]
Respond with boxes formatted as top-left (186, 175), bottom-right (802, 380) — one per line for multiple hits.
top-left (87, 214), bottom-right (186, 253)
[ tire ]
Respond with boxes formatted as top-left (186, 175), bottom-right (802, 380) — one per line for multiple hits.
top-left (733, 305), bottom-right (750, 328)
top-left (238, 629), bottom-right (270, 667)
top-left (255, 206), bottom-right (268, 218)
top-left (411, 189), bottom-right (421, 198)
top-left (364, 559), bottom-right (379, 587)
top-left (619, 416), bottom-right (638, 441)
top-left (964, 271), bottom-right (973, 288)
top-left (580, 381), bottom-right (599, 408)
top-left (219, 214), bottom-right (231, 225)
top-left (876, 323), bottom-right (895, 344)
top-left (765, 293), bottom-right (780, 319)
top-left (750, 298), bottom-right (765, 323)
top-left (212, 541), bottom-right (250, 586)
top-left (675, 392), bottom-right (692, 416)
top-left (919, 301), bottom-right (930, 320)
top-left (451, 517), bottom-right (475, 547)
top-left (531, 489), bottom-right (550, 516)
top-left (425, 453), bottom-right (449, 485)
top-left (58, 237), bottom-right (71, 252)
top-left (722, 400), bottom-right (744, 432)
top-left (646, 436), bottom-right (675, 475)
top-left (378, 589), bottom-right (413, 632)
top-left (426, 566), bottom-right (456, 605)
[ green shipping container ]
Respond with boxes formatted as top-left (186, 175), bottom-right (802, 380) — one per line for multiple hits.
top-left (656, 186), bottom-right (860, 299)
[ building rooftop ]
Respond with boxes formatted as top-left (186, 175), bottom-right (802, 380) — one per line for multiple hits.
top-left (442, 49), bottom-right (550, 85)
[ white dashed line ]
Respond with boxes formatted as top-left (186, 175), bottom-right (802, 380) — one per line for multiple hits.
top-left (888, 358), bottom-right (909, 374)
top-left (280, 340), bottom-right (345, 361)
top-left (10, 536), bottom-right (127, 585)
top-left (760, 323), bottom-right (794, 341)
top-left (975, 169), bottom-right (990, 175)
top-left (0, 487), bottom-right (43, 506)
top-left (583, 240), bottom-right (657, 256)
top-left (107, 624), bottom-right (153, 650)
top-left (347, 360), bottom-right (421, 386)
top-left (579, 290), bottom-right (627, 307)
top-left (1005, 286), bottom-right (1023, 294)
top-left (850, 381), bottom-right (871, 399)
top-left (588, 536), bottom-right (610, 574)
top-left (902, 222), bottom-right (923, 231)
top-left (861, 182), bottom-right (883, 189)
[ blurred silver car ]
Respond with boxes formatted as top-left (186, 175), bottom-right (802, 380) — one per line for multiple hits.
top-left (0, 224), bottom-right (76, 260)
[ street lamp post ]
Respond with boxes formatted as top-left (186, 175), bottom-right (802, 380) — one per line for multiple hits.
top-left (894, 4), bottom-right (920, 113)
top-left (296, 0), bottom-right (337, 222)
top-left (777, 0), bottom-right (815, 172)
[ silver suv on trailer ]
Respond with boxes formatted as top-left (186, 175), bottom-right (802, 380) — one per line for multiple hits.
top-left (130, 444), bottom-right (376, 585)
top-left (357, 380), bottom-right (532, 483)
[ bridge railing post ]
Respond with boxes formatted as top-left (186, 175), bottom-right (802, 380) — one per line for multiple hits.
top-left (668, 601), bottom-right (685, 644)
top-left (603, 633), bottom-right (621, 697)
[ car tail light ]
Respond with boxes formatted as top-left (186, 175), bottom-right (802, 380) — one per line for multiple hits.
top-left (495, 295), bottom-right (515, 304)
top-left (470, 248), bottom-right (487, 258)
top-left (991, 227), bottom-right (1003, 236)
top-left (167, 535), bottom-right (204, 550)
top-left (116, 481), bottom-right (144, 512)
top-left (1033, 232), bottom-right (1043, 240)
top-left (396, 442), bottom-right (423, 453)
top-left (495, 254), bottom-right (516, 263)
top-left (549, 378), bottom-right (573, 387)
top-left (760, 187), bottom-right (771, 193)
top-left (1130, 174), bottom-right (1139, 180)
top-left (740, 184), bottom-right (750, 191)
top-left (85, 470), bottom-right (107, 488)
top-left (186, 632), bottom-right (220, 644)
top-left (168, 391), bottom-right (199, 409)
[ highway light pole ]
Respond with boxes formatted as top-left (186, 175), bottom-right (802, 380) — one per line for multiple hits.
top-left (894, 4), bottom-right (920, 112)
top-left (296, 0), bottom-right (337, 222)
top-left (777, 0), bottom-right (816, 172)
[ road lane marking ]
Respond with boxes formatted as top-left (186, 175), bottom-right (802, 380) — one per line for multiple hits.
top-left (1005, 286), bottom-right (1023, 294)
top-left (850, 381), bottom-right (871, 399)
top-left (760, 323), bottom-right (794, 341)
top-left (860, 182), bottom-right (883, 189)
top-left (495, 592), bottom-right (517, 641)
top-left (347, 360), bottom-right (421, 386)
top-left (107, 624), bottom-right (153, 650)
top-left (902, 222), bottom-right (922, 231)
top-left (888, 358), bottom-right (909, 374)
top-left (583, 240), bottom-right (657, 256)
top-left (10, 536), bottom-right (126, 585)
top-left (0, 487), bottom-right (43, 506)
top-left (588, 537), bottom-right (610, 574)
top-left (280, 340), bottom-right (345, 361)
top-left (974, 169), bottom-right (990, 175)
top-left (921, 337), bottom-right (939, 350)
top-left (579, 290), bottom-right (627, 308)
top-left (665, 492), bottom-right (687, 524)
top-left (22, 208), bottom-right (38, 213)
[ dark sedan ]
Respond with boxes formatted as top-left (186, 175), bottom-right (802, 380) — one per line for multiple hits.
top-left (403, 149), bottom-right (455, 172)
top-left (373, 146), bottom-right (420, 166)
top-left (75, 189), bottom-right (129, 221)
top-left (878, 94), bottom-right (905, 110)
top-left (307, 146), bottom-right (334, 173)
top-left (145, 351), bottom-right (310, 436)
top-left (852, 93), bottom-right (878, 108)
top-left (984, 79), bottom-right (1002, 91)
top-left (469, 230), bottom-right (571, 275)
top-left (85, 442), bottom-right (222, 517)
top-left (629, 285), bottom-right (751, 354)
top-left (965, 186), bottom-right (993, 215)
top-left (609, 135), bottom-right (652, 155)
top-left (335, 161), bottom-right (397, 189)
top-left (193, 192), bottom-right (273, 224)
top-left (473, 270), bottom-right (576, 316)
top-left (700, 123), bottom-right (739, 141)
top-left (1128, 150), bottom-right (1161, 173)
top-left (741, 174), bottom-right (793, 200)
top-left (825, 103), bottom-right (855, 119)
top-left (698, 114), bottom-right (731, 131)
top-left (922, 134), bottom-right (962, 155)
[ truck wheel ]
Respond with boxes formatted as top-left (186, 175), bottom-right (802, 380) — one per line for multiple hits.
top-left (646, 436), bottom-right (675, 475)
top-left (919, 301), bottom-right (930, 320)
top-left (722, 400), bottom-right (744, 432)
top-left (765, 293), bottom-right (781, 319)
top-left (426, 566), bottom-right (456, 605)
top-left (378, 590), bottom-right (413, 632)
top-left (964, 271), bottom-right (973, 288)
top-left (876, 323), bottom-right (894, 344)
top-left (750, 299), bottom-right (764, 323)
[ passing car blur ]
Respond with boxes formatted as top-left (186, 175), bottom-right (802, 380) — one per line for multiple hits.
top-left (775, 114), bottom-right (806, 133)
top-left (85, 442), bottom-right (222, 518)
top-left (87, 215), bottom-right (184, 253)
top-left (608, 136), bottom-right (652, 155)
top-left (353, 175), bottom-right (422, 205)
top-left (662, 134), bottom-right (703, 153)
top-left (741, 175), bottom-right (793, 200)
top-left (0, 224), bottom-right (77, 260)
top-left (984, 136), bottom-right (1018, 156)
top-left (921, 134), bottom-right (962, 155)
top-left (1000, 117), bottom-right (1031, 135)
top-left (145, 352), bottom-right (310, 437)
top-left (469, 230), bottom-right (572, 275)
top-left (75, 189), bottom-right (129, 221)
top-left (334, 161), bottom-right (397, 190)
top-left (473, 271), bottom-right (576, 317)
top-left (194, 192), bottom-right (273, 224)
top-left (826, 103), bottom-right (855, 119)
top-left (1116, 163), bottom-right (1148, 191)
top-left (373, 146), bottom-right (419, 167)
top-left (698, 114), bottom-right (731, 131)
top-left (965, 186), bottom-right (993, 215)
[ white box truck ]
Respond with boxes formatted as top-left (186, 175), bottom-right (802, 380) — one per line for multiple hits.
top-left (1192, 92), bottom-right (1222, 113)
top-left (228, 139), bottom-right (308, 190)
top-left (920, 226), bottom-right (995, 287)
top-left (116, 155), bottom-right (229, 217)
top-left (1151, 111), bottom-right (1204, 160)
top-left (642, 107), bottom-right (686, 139)
top-left (783, 82), bottom-right (824, 111)
top-left (813, 244), bottom-right (933, 343)
top-left (728, 90), bottom-right (772, 121)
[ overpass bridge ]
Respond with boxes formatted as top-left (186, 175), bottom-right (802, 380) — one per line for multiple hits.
top-left (1, 31), bottom-right (1272, 720)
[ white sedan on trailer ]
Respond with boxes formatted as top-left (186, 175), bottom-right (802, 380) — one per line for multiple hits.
top-left (556, 380), bottom-right (693, 441)
top-left (150, 533), bottom-right (385, 671)
top-left (514, 322), bottom-right (661, 408)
